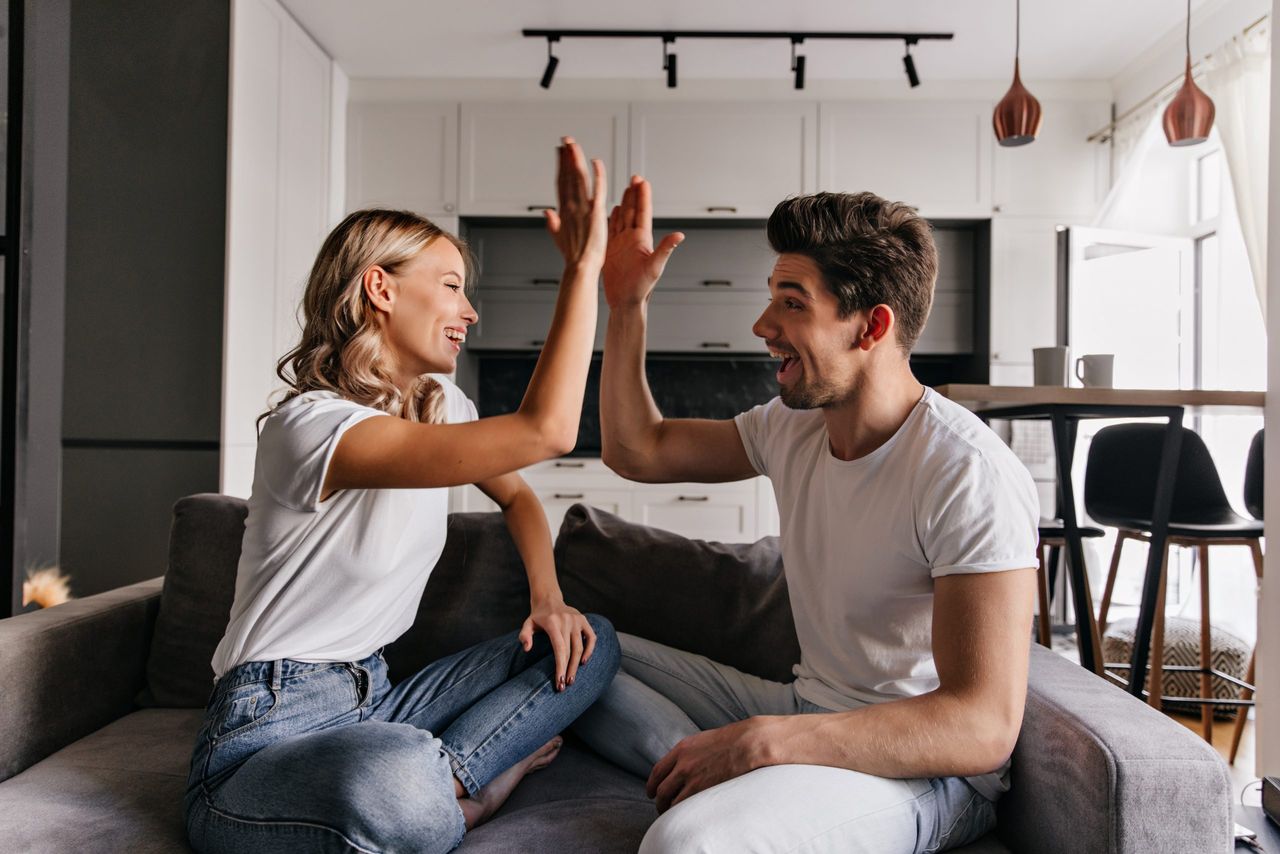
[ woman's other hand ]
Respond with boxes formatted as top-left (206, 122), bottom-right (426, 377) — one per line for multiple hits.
top-left (602, 175), bottom-right (684, 309)
top-left (519, 598), bottom-right (598, 692)
top-left (544, 137), bottom-right (608, 270)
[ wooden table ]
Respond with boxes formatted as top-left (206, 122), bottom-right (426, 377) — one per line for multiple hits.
top-left (936, 385), bottom-right (1264, 701)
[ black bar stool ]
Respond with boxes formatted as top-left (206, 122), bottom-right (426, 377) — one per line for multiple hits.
top-left (1086, 423), bottom-right (1263, 750)
top-left (1035, 520), bottom-right (1104, 649)
top-left (1228, 428), bottom-right (1264, 763)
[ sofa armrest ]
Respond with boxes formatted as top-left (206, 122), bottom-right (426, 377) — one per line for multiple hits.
top-left (0, 577), bottom-right (163, 783)
top-left (997, 645), bottom-right (1233, 854)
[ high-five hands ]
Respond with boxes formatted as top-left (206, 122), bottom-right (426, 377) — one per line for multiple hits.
top-left (603, 175), bottom-right (685, 309)
top-left (645, 716), bottom-right (776, 812)
top-left (544, 136), bottom-right (608, 269)
top-left (519, 598), bottom-right (598, 693)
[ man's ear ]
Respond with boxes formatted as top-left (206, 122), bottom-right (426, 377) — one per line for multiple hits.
top-left (363, 265), bottom-right (395, 313)
top-left (856, 305), bottom-right (895, 351)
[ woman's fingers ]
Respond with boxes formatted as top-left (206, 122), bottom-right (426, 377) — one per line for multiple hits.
top-left (590, 159), bottom-right (607, 216)
top-left (581, 619), bottom-right (597, 665)
top-left (637, 178), bottom-right (653, 233)
top-left (566, 625), bottom-right (584, 686)
top-left (548, 626), bottom-right (569, 691)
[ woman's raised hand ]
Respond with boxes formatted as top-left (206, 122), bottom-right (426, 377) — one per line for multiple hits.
top-left (544, 137), bottom-right (608, 269)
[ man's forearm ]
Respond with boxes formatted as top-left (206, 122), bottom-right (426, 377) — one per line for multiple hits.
top-left (600, 302), bottom-right (665, 478)
top-left (754, 690), bottom-right (1021, 780)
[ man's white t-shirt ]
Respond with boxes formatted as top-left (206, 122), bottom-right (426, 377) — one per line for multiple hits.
top-left (210, 377), bottom-right (477, 679)
top-left (734, 388), bottom-right (1039, 795)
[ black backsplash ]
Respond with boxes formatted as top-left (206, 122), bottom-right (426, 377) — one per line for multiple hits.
top-left (477, 355), bottom-right (781, 456)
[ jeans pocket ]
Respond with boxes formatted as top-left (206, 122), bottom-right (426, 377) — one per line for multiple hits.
top-left (210, 682), bottom-right (279, 742)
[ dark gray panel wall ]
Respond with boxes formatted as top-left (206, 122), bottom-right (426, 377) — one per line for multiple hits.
top-left (59, 0), bottom-right (229, 597)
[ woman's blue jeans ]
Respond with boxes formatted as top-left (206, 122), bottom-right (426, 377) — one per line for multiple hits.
top-left (184, 614), bottom-right (619, 854)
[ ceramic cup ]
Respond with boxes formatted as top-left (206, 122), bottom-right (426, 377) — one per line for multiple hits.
top-left (1033, 346), bottom-right (1070, 386)
top-left (1075, 354), bottom-right (1115, 388)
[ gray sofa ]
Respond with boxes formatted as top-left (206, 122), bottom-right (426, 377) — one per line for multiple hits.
top-left (0, 494), bottom-right (1234, 853)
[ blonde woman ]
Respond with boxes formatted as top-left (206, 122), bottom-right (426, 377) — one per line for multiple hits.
top-left (184, 139), bottom-right (619, 853)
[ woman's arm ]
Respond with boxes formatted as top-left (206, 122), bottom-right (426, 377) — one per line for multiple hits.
top-left (475, 471), bottom-right (597, 692)
top-left (324, 139), bottom-right (607, 495)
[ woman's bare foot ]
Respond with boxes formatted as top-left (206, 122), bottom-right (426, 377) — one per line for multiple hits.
top-left (457, 736), bottom-right (563, 830)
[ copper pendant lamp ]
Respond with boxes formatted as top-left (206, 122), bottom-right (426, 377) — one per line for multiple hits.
top-left (1162, 0), bottom-right (1215, 146)
top-left (993, 0), bottom-right (1041, 146)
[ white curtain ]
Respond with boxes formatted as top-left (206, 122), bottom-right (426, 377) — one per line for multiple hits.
top-left (1202, 22), bottom-right (1271, 317)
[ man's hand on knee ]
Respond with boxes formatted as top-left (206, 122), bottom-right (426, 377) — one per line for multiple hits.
top-left (646, 716), bottom-right (778, 812)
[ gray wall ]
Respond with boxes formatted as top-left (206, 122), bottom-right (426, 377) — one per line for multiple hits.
top-left (58, 0), bottom-right (229, 600)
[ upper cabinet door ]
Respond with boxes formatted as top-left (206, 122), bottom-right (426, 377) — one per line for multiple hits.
top-left (630, 102), bottom-right (818, 218)
top-left (459, 102), bottom-right (628, 216)
top-left (346, 101), bottom-right (459, 216)
top-left (993, 99), bottom-right (1110, 218)
top-left (818, 101), bottom-right (992, 218)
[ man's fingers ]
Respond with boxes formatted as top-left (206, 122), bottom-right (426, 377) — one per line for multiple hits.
top-left (581, 620), bottom-right (597, 664)
top-left (637, 178), bottom-right (653, 233)
top-left (543, 208), bottom-right (561, 236)
top-left (566, 626), bottom-right (584, 686)
top-left (608, 205), bottom-right (621, 236)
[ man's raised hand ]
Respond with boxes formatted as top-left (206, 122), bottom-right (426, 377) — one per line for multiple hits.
top-left (602, 175), bottom-right (684, 309)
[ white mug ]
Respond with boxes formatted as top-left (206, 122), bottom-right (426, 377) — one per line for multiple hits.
top-left (1032, 346), bottom-right (1070, 387)
top-left (1075, 354), bottom-right (1115, 388)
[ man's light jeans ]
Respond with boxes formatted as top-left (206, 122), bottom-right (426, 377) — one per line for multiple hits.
top-left (574, 633), bottom-right (997, 854)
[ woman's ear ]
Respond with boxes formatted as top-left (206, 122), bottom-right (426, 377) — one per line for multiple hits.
top-left (363, 265), bottom-right (395, 313)
top-left (857, 304), bottom-right (895, 351)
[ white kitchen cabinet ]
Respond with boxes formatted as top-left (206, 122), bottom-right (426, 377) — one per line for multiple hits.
top-left (817, 101), bottom-right (992, 218)
top-left (459, 102), bottom-right (628, 216)
top-left (992, 100), bottom-right (1110, 218)
top-left (644, 291), bottom-right (765, 353)
top-left (630, 102), bottom-right (818, 218)
top-left (915, 291), bottom-right (974, 354)
top-left (468, 289), bottom-right (609, 351)
top-left (345, 101), bottom-right (458, 215)
top-left (448, 459), bottom-right (775, 543)
top-left (989, 217), bottom-right (1063, 366)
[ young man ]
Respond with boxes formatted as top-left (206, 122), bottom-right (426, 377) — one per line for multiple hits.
top-left (574, 177), bottom-right (1041, 853)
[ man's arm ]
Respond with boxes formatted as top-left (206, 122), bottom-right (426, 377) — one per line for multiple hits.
top-left (646, 567), bottom-right (1037, 811)
top-left (601, 176), bottom-right (756, 484)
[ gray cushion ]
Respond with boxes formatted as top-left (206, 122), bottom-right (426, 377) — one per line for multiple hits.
top-left (0, 708), bottom-right (200, 853)
top-left (554, 503), bottom-right (801, 683)
top-left (139, 494), bottom-right (246, 708)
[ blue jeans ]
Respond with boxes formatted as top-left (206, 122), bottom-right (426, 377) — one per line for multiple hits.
top-left (185, 615), bottom-right (619, 854)
top-left (573, 633), bottom-right (996, 854)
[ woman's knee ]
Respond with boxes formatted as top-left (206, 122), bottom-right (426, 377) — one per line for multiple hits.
top-left (584, 613), bottom-right (620, 673)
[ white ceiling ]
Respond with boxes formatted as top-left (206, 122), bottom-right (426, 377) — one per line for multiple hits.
top-left (279, 0), bottom-right (1223, 83)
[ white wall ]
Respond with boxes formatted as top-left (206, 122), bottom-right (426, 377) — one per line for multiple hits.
top-left (1259, 0), bottom-right (1280, 778)
top-left (221, 0), bottom-right (339, 497)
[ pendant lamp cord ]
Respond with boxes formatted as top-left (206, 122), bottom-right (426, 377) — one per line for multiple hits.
top-left (1185, 0), bottom-right (1191, 58)
top-left (1015, 0), bottom-right (1020, 60)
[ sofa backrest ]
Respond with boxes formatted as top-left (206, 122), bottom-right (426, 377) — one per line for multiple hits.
top-left (142, 495), bottom-right (802, 708)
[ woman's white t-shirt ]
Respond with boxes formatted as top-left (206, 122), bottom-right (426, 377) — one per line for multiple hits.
top-left (211, 378), bottom-right (477, 679)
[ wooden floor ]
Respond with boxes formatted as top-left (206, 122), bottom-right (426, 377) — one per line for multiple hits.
top-left (1168, 711), bottom-right (1263, 806)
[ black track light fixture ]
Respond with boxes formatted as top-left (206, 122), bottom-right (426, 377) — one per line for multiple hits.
top-left (540, 36), bottom-right (559, 89)
top-left (663, 37), bottom-right (677, 88)
top-left (902, 39), bottom-right (920, 88)
top-left (791, 38), bottom-right (806, 90)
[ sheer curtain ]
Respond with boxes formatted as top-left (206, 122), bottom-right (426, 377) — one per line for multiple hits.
top-left (1203, 21), bottom-right (1271, 316)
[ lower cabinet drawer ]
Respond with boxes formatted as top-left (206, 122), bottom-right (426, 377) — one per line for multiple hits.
top-left (633, 487), bottom-right (756, 543)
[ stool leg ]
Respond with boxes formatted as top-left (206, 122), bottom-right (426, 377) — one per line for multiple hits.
top-left (1148, 541), bottom-right (1171, 711)
top-left (1099, 532), bottom-right (1126, 635)
top-left (1229, 539), bottom-right (1265, 764)
top-left (1198, 543), bottom-right (1212, 744)
top-left (1036, 543), bottom-right (1053, 648)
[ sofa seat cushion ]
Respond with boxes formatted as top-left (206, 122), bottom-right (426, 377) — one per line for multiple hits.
top-left (0, 708), bottom-right (202, 853)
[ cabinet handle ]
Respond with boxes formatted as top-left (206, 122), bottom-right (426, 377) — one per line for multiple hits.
top-left (527, 205), bottom-right (555, 212)
top-left (530, 339), bottom-right (546, 347)
top-left (530, 278), bottom-right (560, 286)
top-left (554, 461), bottom-right (585, 468)
top-left (701, 279), bottom-right (733, 288)
top-left (554, 493), bottom-right (585, 500)
top-left (700, 342), bottom-right (731, 349)
top-left (677, 495), bottom-right (710, 502)
top-left (705, 206), bottom-right (738, 214)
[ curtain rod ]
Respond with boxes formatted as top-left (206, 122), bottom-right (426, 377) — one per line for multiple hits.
top-left (1086, 13), bottom-right (1268, 144)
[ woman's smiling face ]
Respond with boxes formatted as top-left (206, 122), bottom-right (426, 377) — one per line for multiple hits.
top-left (379, 238), bottom-right (478, 379)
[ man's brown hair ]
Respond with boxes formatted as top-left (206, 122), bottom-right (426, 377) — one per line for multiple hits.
top-left (766, 191), bottom-right (938, 353)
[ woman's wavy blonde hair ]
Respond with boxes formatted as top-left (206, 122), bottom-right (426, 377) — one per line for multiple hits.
top-left (265, 209), bottom-right (476, 427)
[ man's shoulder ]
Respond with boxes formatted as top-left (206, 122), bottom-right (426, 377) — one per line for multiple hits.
top-left (912, 390), bottom-right (1030, 479)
